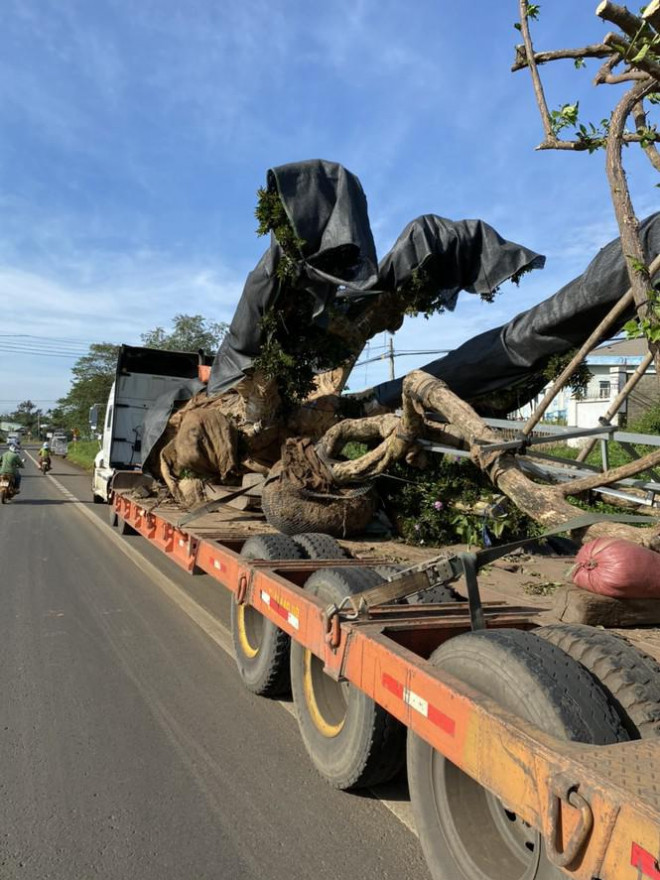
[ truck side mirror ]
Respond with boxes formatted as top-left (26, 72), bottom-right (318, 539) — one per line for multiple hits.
top-left (89, 404), bottom-right (99, 432)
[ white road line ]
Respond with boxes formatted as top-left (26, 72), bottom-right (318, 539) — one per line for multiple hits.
top-left (37, 457), bottom-right (417, 836)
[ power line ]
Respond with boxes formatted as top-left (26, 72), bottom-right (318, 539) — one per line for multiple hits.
top-left (0, 333), bottom-right (104, 345)
top-left (353, 348), bottom-right (450, 369)
top-left (0, 344), bottom-right (89, 354)
top-left (0, 348), bottom-right (85, 359)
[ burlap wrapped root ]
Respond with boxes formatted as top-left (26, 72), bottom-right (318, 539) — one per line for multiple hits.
top-left (159, 402), bottom-right (240, 507)
top-left (261, 437), bottom-right (376, 537)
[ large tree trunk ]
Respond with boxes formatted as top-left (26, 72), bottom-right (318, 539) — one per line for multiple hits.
top-left (402, 370), bottom-right (660, 549)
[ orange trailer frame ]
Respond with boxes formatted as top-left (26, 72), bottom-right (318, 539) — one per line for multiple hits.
top-left (112, 490), bottom-right (660, 880)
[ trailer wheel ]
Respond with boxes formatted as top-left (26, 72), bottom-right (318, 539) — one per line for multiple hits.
top-left (536, 624), bottom-right (660, 740)
top-left (407, 628), bottom-right (628, 880)
top-left (230, 534), bottom-right (303, 697)
top-left (118, 516), bottom-right (136, 535)
top-left (292, 532), bottom-right (347, 560)
top-left (290, 566), bottom-right (406, 790)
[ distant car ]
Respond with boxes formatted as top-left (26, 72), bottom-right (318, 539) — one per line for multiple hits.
top-left (6, 433), bottom-right (20, 446)
top-left (50, 433), bottom-right (68, 456)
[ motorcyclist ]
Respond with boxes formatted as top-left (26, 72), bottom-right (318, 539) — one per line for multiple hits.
top-left (38, 442), bottom-right (51, 471)
top-left (0, 443), bottom-right (25, 493)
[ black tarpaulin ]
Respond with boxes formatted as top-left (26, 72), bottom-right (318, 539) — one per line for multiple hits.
top-left (373, 212), bottom-right (660, 412)
top-left (376, 214), bottom-right (545, 312)
top-left (208, 159), bottom-right (545, 397)
top-left (141, 379), bottom-right (204, 475)
top-left (208, 159), bottom-right (379, 396)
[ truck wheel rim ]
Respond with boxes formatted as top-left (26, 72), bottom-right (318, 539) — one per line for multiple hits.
top-left (236, 605), bottom-right (262, 659)
top-left (434, 754), bottom-right (544, 879)
top-left (303, 649), bottom-right (347, 738)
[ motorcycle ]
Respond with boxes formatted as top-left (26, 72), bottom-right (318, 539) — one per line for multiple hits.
top-left (39, 456), bottom-right (52, 474)
top-left (0, 473), bottom-right (17, 503)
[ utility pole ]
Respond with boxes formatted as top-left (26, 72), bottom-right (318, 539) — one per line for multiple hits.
top-left (388, 336), bottom-right (395, 380)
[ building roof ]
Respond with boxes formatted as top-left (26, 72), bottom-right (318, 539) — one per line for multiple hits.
top-left (587, 336), bottom-right (655, 368)
top-left (593, 337), bottom-right (651, 357)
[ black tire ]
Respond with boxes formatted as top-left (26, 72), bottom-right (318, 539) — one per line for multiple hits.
top-left (292, 532), bottom-right (347, 559)
top-left (405, 582), bottom-right (461, 605)
top-left (118, 516), bottom-right (136, 536)
top-left (407, 628), bottom-right (628, 880)
top-left (230, 534), bottom-right (303, 697)
top-left (0, 489), bottom-right (5, 504)
top-left (92, 490), bottom-right (104, 504)
top-left (290, 566), bottom-right (406, 790)
top-left (536, 623), bottom-right (660, 740)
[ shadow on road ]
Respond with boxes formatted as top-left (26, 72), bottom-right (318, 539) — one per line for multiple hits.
top-left (8, 499), bottom-right (73, 505)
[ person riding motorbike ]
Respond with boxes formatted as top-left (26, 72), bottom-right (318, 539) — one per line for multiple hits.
top-left (38, 442), bottom-right (52, 472)
top-left (0, 443), bottom-right (25, 494)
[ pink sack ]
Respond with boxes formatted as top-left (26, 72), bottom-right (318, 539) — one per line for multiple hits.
top-left (572, 538), bottom-right (660, 599)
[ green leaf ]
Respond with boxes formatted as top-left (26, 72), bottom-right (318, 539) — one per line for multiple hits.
top-left (632, 42), bottom-right (651, 63)
top-left (623, 319), bottom-right (643, 338)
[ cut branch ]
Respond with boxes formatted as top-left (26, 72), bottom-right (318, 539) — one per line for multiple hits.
top-left (643, 0), bottom-right (660, 34)
top-left (560, 445), bottom-right (660, 496)
top-left (597, 2), bottom-right (657, 43)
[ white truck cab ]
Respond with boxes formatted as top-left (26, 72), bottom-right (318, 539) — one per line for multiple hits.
top-left (91, 345), bottom-right (210, 503)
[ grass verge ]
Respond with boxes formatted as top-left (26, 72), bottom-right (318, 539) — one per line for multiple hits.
top-left (64, 440), bottom-right (99, 471)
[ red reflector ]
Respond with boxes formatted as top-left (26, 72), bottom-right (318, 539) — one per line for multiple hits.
top-left (632, 842), bottom-right (660, 879)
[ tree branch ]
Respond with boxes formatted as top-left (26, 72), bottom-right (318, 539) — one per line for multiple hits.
top-left (597, 2), bottom-right (657, 43)
top-left (512, 43), bottom-right (611, 72)
top-left (560, 445), bottom-right (660, 496)
top-left (633, 100), bottom-right (660, 172)
top-left (605, 79), bottom-right (659, 331)
top-left (402, 371), bottom-right (660, 548)
top-left (517, 0), bottom-right (554, 141)
top-left (602, 32), bottom-right (660, 82)
top-left (643, 0), bottom-right (660, 35)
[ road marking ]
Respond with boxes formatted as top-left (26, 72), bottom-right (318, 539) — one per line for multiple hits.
top-left (41, 462), bottom-right (418, 836)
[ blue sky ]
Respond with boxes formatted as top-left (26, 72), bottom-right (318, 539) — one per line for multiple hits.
top-left (1, 0), bottom-right (658, 415)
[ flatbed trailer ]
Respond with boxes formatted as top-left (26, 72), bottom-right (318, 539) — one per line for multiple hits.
top-left (110, 487), bottom-right (660, 880)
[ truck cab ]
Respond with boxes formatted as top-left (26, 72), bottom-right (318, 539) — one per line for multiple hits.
top-left (91, 345), bottom-right (211, 503)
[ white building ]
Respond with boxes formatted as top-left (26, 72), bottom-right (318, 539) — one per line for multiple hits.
top-left (515, 338), bottom-right (657, 428)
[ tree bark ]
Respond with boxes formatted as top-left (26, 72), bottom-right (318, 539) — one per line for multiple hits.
top-left (402, 370), bottom-right (660, 549)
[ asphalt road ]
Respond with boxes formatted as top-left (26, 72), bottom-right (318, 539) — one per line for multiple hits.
top-left (0, 449), bottom-right (431, 880)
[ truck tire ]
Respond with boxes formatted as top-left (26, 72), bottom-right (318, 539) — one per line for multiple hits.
top-left (290, 566), bottom-right (406, 790)
top-left (118, 516), bottom-right (136, 535)
top-left (536, 623), bottom-right (660, 740)
top-left (292, 532), bottom-right (347, 560)
top-left (230, 534), bottom-right (303, 697)
top-left (407, 628), bottom-right (628, 880)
